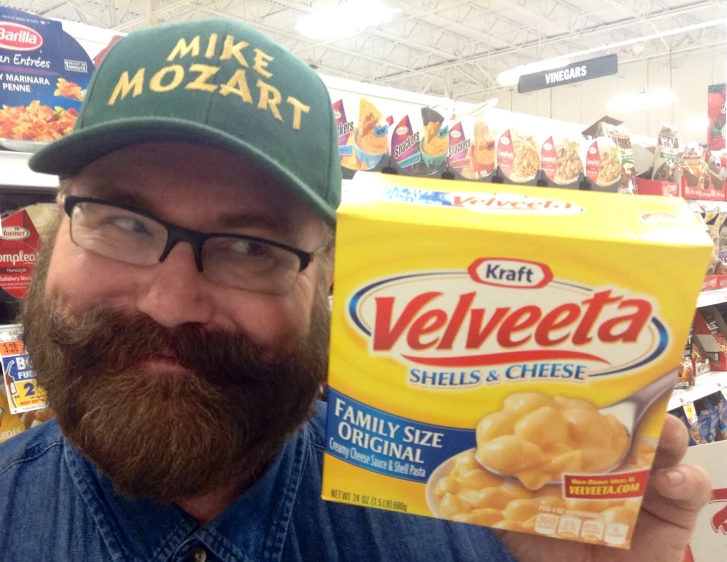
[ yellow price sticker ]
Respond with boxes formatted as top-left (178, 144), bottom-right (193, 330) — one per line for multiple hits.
top-left (683, 402), bottom-right (698, 425)
top-left (1, 341), bottom-right (47, 415)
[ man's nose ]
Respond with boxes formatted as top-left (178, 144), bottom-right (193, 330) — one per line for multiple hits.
top-left (135, 241), bottom-right (215, 328)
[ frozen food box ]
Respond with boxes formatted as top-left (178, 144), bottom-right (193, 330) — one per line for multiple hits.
top-left (323, 173), bottom-right (712, 549)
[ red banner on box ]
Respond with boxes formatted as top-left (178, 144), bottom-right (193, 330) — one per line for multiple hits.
top-left (564, 470), bottom-right (650, 500)
top-left (703, 275), bottom-right (719, 291)
top-left (682, 179), bottom-right (727, 201)
top-left (636, 177), bottom-right (679, 197)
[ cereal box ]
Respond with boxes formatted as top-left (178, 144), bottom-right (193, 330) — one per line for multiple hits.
top-left (323, 173), bottom-right (711, 548)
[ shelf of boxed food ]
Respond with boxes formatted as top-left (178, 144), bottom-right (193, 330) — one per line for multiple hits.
top-left (668, 371), bottom-right (727, 411)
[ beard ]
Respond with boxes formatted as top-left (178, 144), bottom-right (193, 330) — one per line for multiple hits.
top-left (21, 227), bottom-right (330, 502)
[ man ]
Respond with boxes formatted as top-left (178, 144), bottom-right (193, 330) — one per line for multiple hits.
top-left (0, 18), bottom-right (710, 562)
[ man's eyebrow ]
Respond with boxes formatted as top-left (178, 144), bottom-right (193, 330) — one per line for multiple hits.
top-left (81, 183), bottom-right (293, 236)
top-left (82, 184), bottom-right (152, 210)
top-left (215, 212), bottom-right (292, 236)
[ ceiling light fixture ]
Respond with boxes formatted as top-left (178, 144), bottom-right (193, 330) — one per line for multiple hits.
top-left (295, 0), bottom-right (399, 42)
top-left (496, 59), bottom-right (569, 86)
top-left (606, 89), bottom-right (678, 112)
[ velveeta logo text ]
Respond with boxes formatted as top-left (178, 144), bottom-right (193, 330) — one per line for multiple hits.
top-left (348, 258), bottom-right (668, 389)
top-left (107, 34), bottom-right (311, 131)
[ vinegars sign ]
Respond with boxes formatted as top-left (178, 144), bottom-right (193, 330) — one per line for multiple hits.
top-left (518, 54), bottom-right (618, 94)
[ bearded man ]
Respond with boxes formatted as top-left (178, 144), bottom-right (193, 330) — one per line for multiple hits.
top-left (0, 18), bottom-right (710, 562)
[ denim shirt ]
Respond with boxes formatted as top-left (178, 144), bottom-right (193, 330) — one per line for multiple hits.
top-left (0, 401), bottom-right (516, 562)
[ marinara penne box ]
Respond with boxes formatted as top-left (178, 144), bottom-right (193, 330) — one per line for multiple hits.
top-left (323, 173), bottom-right (711, 548)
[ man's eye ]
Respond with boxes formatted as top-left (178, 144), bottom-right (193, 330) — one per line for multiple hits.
top-left (230, 240), bottom-right (270, 257)
top-left (104, 216), bottom-right (151, 234)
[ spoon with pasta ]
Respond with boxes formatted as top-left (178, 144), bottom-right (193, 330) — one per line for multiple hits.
top-left (474, 369), bottom-right (678, 490)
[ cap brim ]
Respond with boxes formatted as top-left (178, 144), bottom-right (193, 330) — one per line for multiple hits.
top-left (29, 117), bottom-right (337, 227)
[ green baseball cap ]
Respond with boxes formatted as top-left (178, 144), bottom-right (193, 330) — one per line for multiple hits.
top-left (29, 18), bottom-right (341, 226)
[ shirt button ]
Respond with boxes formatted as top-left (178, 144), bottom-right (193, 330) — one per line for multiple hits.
top-left (191, 547), bottom-right (207, 562)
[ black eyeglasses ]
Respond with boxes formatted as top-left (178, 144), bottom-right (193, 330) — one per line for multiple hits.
top-left (63, 196), bottom-right (317, 295)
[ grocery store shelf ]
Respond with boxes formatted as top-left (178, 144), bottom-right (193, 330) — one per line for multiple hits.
top-left (668, 371), bottom-right (727, 411)
top-left (697, 289), bottom-right (727, 308)
top-left (0, 151), bottom-right (58, 190)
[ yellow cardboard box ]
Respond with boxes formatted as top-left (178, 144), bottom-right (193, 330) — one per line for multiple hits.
top-left (323, 173), bottom-right (712, 548)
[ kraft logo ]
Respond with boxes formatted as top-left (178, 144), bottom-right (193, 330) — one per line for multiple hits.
top-left (469, 258), bottom-right (552, 289)
top-left (0, 226), bottom-right (30, 240)
top-left (348, 266), bottom-right (668, 376)
top-left (0, 23), bottom-right (43, 51)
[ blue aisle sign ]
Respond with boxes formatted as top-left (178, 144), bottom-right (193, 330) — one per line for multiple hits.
top-left (0, 6), bottom-right (94, 144)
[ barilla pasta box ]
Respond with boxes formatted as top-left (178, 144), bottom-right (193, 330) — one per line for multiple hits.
top-left (323, 173), bottom-right (712, 549)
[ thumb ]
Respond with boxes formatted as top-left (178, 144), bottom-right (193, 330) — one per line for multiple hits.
top-left (643, 464), bottom-right (711, 530)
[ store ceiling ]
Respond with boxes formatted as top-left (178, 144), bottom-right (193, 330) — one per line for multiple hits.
top-left (5, 0), bottom-right (727, 102)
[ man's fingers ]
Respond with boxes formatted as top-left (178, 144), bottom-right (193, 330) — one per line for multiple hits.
top-left (651, 414), bottom-right (689, 471)
top-left (652, 464), bottom-right (712, 505)
top-left (642, 464), bottom-right (712, 529)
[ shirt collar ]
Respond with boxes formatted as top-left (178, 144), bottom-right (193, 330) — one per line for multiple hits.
top-left (64, 419), bottom-right (312, 562)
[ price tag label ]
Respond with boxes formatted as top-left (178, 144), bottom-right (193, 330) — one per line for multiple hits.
top-left (683, 402), bottom-right (698, 425)
top-left (1, 340), bottom-right (47, 414)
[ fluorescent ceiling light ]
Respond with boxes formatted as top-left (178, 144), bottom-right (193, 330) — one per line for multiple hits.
top-left (295, 0), bottom-right (398, 42)
top-left (686, 115), bottom-right (710, 131)
top-left (497, 59), bottom-right (569, 86)
top-left (606, 89), bottom-right (678, 112)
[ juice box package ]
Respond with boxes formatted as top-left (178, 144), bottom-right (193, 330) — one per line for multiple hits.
top-left (323, 173), bottom-right (711, 549)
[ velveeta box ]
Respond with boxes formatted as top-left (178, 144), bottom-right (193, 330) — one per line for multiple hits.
top-left (323, 173), bottom-right (711, 548)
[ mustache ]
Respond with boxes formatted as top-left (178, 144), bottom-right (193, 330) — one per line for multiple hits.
top-left (43, 305), bottom-right (305, 387)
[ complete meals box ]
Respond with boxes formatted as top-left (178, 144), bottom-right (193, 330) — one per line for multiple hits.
top-left (323, 173), bottom-right (711, 549)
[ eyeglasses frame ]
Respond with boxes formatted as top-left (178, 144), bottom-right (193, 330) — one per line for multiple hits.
top-left (62, 195), bottom-right (316, 274)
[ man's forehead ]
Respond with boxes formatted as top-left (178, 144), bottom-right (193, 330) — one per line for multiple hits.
top-left (70, 142), bottom-right (318, 235)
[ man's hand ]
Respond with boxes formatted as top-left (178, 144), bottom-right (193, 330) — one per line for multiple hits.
top-left (496, 414), bottom-right (712, 562)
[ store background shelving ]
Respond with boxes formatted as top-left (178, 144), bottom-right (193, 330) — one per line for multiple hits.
top-left (0, 151), bottom-right (58, 191)
top-left (3, 152), bottom-right (727, 411)
top-left (696, 289), bottom-right (727, 308)
top-left (668, 371), bottom-right (727, 410)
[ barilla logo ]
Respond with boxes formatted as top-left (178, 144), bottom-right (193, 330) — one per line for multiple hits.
top-left (348, 260), bottom-right (668, 388)
top-left (0, 23), bottom-right (43, 51)
top-left (443, 192), bottom-right (584, 215)
top-left (1, 226), bottom-right (30, 240)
